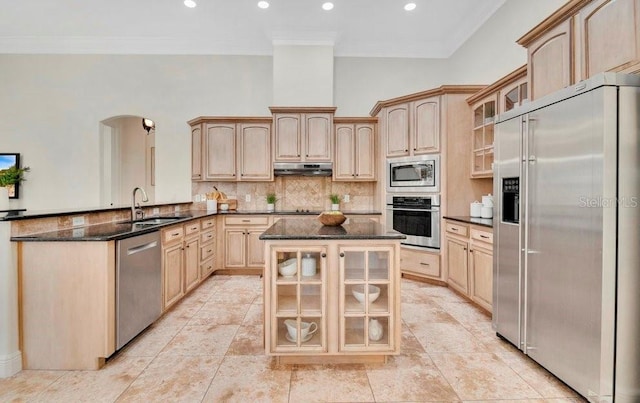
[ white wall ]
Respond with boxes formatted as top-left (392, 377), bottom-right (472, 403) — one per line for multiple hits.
top-left (0, 55), bottom-right (273, 211)
top-left (446, 0), bottom-right (566, 84)
top-left (273, 45), bottom-right (334, 106)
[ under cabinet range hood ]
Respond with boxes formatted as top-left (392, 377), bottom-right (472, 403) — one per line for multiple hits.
top-left (273, 162), bottom-right (332, 177)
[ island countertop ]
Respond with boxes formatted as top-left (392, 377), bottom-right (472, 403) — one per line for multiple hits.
top-left (259, 217), bottom-right (406, 241)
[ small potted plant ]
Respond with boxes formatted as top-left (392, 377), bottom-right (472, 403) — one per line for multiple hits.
top-left (0, 165), bottom-right (30, 203)
top-left (329, 193), bottom-right (341, 211)
top-left (266, 193), bottom-right (278, 212)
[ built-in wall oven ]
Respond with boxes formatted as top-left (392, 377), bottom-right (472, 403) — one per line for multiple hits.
top-left (387, 155), bottom-right (440, 193)
top-left (386, 194), bottom-right (440, 249)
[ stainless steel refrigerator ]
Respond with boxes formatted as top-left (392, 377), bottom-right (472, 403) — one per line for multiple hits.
top-left (493, 73), bottom-right (640, 403)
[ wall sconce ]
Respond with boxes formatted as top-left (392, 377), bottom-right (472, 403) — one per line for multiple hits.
top-left (142, 118), bottom-right (155, 134)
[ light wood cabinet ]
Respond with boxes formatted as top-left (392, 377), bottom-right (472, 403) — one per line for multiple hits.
top-left (518, 0), bottom-right (640, 101)
top-left (162, 217), bottom-right (217, 311)
top-left (222, 215), bottom-right (270, 271)
top-left (162, 239), bottom-right (184, 310)
top-left (270, 107), bottom-right (336, 162)
top-left (333, 118), bottom-right (377, 181)
top-left (189, 117), bottom-right (272, 182)
top-left (383, 98), bottom-right (440, 158)
top-left (446, 237), bottom-right (469, 295)
top-left (444, 220), bottom-right (493, 312)
top-left (400, 247), bottom-right (441, 280)
top-left (264, 240), bottom-right (400, 363)
top-left (191, 124), bottom-right (202, 180)
top-left (526, 19), bottom-right (573, 101)
top-left (200, 217), bottom-right (216, 278)
top-left (500, 74), bottom-right (528, 113)
top-left (184, 222), bottom-right (201, 291)
top-left (470, 95), bottom-right (496, 178)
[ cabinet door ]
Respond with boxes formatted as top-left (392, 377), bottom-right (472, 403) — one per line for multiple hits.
top-left (528, 19), bottom-right (573, 100)
top-left (274, 114), bottom-right (301, 161)
top-left (224, 229), bottom-right (246, 267)
top-left (184, 236), bottom-right (200, 293)
top-left (204, 123), bottom-right (236, 180)
top-left (239, 123), bottom-right (272, 181)
top-left (385, 105), bottom-right (410, 157)
top-left (305, 114), bottom-right (332, 161)
top-left (412, 98), bottom-right (439, 154)
top-left (246, 228), bottom-right (266, 267)
top-left (446, 237), bottom-right (469, 294)
top-left (340, 247), bottom-right (395, 353)
top-left (163, 243), bottom-right (184, 310)
top-left (334, 124), bottom-right (355, 180)
top-left (191, 124), bottom-right (202, 180)
top-left (355, 124), bottom-right (376, 180)
top-left (470, 246), bottom-right (493, 313)
top-left (578, 0), bottom-right (640, 78)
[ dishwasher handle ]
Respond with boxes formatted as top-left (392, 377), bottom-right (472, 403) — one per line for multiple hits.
top-left (127, 241), bottom-right (158, 255)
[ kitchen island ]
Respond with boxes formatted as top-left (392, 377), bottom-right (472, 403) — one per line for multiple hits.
top-left (260, 217), bottom-right (405, 364)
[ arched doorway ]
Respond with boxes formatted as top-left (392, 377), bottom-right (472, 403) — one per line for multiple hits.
top-left (99, 115), bottom-right (155, 207)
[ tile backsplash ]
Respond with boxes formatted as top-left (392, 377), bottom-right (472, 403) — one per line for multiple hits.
top-left (193, 177), bottom-right (375, 211)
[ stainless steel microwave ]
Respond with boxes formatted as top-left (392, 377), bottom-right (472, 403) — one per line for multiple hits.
top-left (387, 155), bottom-right (440, 193)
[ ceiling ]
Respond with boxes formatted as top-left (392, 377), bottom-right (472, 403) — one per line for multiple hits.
top-left (0, 0), bottom-right (506, 58)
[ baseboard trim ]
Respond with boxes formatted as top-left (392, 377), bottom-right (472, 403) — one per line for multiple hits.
top-left (0, 351), bottom-right (22, 378)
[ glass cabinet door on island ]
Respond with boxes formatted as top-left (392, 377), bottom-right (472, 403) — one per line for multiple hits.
top-left (340, 246), bottom-right (395, 352)
top-left (271, 247), bottom-right (327, 352)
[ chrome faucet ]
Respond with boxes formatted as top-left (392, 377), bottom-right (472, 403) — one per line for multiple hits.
top-left (131, 187), bottom-right (149, 221)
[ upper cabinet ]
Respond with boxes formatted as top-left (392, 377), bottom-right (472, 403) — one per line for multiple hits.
top-left (189, 117), bottom-right (273, 182)
top-left (270, 107), bottom-right (336, 162)
top-left (334, 117), bottom-right (377, 181)
top-left (518, 0), bottom-right (640, 101)
top-left (382, 97), bottom-right (439, 158)
top-left (466, 65), bottom-right (528, 179)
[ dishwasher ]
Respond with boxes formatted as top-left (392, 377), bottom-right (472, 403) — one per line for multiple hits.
top-left (116, 231), bottom-right (162, 350)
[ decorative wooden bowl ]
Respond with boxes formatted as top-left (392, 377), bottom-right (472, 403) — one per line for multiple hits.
top-left (317, 212), bottom-right (346, 226)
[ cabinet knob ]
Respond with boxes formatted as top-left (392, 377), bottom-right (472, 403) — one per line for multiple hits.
top-left (340, 252), bottom-right (345, 258)
top-left (405, 149), bottom-right (408, 152)
top-left (321, 253), bottom-right (326, 258)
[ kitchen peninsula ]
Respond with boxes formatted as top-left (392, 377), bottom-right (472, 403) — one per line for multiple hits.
top-left (260, 217), bottom-right (405, 364)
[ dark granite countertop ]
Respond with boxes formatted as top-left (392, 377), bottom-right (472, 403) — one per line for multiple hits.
top-left (218, 210), bottom-right (381, 216)
top-left (10, 211), bottom-right (208, 242)
top-left (260, 218), bottom-right (405, 241)
top-left (443, 216), bottom-right (493, 228)
top-left (10, 210), bottom-right (385, 242)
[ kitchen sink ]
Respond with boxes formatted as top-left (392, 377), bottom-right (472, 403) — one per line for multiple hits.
top-left (118, 216), bottom-right (186, 228)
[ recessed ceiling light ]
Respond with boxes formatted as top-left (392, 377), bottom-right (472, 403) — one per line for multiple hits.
top-left (258, 1), bottom-right (269, 9)
top-left (322, 2), bottom-right (334, 11)
top-left (404, 3), bottom-right (416, 11)
top-left (184, 0), bottom-right (197, 8)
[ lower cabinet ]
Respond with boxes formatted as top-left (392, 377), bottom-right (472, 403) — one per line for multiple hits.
top-left (222, 215), bottom-right (270, 270)
top-left (444, 220), bottom-right (493, 313)
top-left (400, 247), bottom-right (441, 280)
top-left (264, 241), bottom-right (400, 362)
top-left (162, 216), bottom-right (216, 311)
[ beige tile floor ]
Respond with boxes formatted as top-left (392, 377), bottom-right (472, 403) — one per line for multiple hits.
top-left (0, 275), bottom-right (587, 403)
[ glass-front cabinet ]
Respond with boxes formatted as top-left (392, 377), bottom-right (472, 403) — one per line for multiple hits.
top-left (270, 247), bottom-right (327, 352)
top-left (471, 95), bottom-right (497, 178)
top-left (340, 246), bottom-right (395, 352)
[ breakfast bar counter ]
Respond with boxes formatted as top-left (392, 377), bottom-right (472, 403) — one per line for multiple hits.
top-left (260, 217), bottom-right (405, 364)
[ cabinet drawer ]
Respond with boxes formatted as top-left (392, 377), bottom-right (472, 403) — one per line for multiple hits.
top-left (200, 230), bottom-right (215, 244)
top-left (201, 217), bottom-right (216, 230)
top-left (224, 216), bottom-right (269, 226)
top-left (400, 248), bottom-right (440, 278)
top-left (162, 225), bottom-right (184, 244)
top-left (200, 257), bottom-right (215, 277)
top-left (185, 221), bottom-right (200, 236)
top-left (446, 222), bottom-right (468, 237)
top-left (201, 243), bottom-right (215, 261)
top-left (470, 228), bottom-right (493, 244)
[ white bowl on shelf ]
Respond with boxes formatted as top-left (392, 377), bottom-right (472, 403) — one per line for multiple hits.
top-left (278, 258), bottom-right (297, 277)
top-left (351, 284), bottom-right (380, 305)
